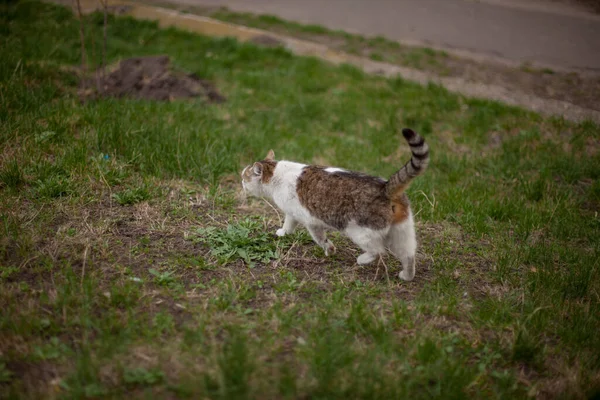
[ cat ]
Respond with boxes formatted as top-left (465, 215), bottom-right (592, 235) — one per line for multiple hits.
top-left (241, 128), bottom-right (429, 281)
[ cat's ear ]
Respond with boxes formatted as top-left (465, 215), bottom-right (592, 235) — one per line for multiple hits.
top-left (252, 162), bottom-right (263, 176)
top-left (265, 149), bottom-right (275, 161)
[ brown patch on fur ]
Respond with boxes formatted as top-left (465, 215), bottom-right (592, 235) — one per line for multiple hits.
top-left (259, 160), bottom-right (277, 184)
top-left (391, 193), bottom-right (410, 224)
top-left (241, 160), bottom-right (277, 184)
top-left (296, 166), bottom-right (398, 230)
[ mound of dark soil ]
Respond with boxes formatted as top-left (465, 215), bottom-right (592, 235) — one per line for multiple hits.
top-left (98, 55), bottom-right (225, 102)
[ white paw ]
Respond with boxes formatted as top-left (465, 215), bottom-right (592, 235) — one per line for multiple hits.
top-left (276, 228), bottom-right (286, 237)
top-left (357, 253), bottom-right (376, 265)
top-left (324, 240), bottom-right (336, 256)
top-left (399, 270), bottom-right (414, 281)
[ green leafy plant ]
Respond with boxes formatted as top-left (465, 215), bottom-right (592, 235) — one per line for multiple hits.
top-left (276, 270), bottom-right (301, 293)
top-left (123, 367), bottom-right (165, 386)
top-left (148, 268), bottom-right (177, 286)
top-left (112, 186), bottom-right (150, 205)
top-left (33, 337), bottom-right (71, 360)
top-left (35, 174), bottom-right (71, 198)
top-left (190, 218), bottom-right (278, 267)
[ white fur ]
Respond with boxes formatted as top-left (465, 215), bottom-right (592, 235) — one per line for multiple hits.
top-left (242, 161), bottom-right (418, 281)
top-left (387, 212), bottom-right (417, 281)
top-left (267, 161), bottom-right (315, 222)
top-left (324, 167), bottom-right (345, 173)
top-left (345, 221), bottom-right (388, 265)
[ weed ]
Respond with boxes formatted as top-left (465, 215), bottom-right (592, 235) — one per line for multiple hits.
top-left (112, 185), bottom-right (151, 205)
top-left (33, 337), bottom-right (72, 361)
top-left (34, 174), bottom-right (72, 198)
top-left (190, 218), bottom-right (279, 267)
top-left (276, 270), bottom-right (302, 293)
top-left (123, 367), bottom-right (165, 386)
top-left (148, 268), bottom-right (177, 286)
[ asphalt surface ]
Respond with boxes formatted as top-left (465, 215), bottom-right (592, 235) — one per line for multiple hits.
top-left (170, 0), bottom-right (600, 71)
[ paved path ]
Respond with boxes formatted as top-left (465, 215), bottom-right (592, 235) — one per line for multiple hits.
top-left (169, 0), bottom-right (600, 72)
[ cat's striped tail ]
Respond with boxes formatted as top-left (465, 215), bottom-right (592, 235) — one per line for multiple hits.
top-left (385, 128), bottom-right (429, 199)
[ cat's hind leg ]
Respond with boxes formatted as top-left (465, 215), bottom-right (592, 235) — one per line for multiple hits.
top-left (387, 217), bottom-right (417, 281)
top-left (306, 225), bottom-right (335, 256)
top-left (345, 223), bottom-right (387, 265)
top-left (276, 215), bottom-right (298, 237)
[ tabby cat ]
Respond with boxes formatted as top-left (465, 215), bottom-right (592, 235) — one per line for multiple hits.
top-left (241, 128), bottom-right (429, 281)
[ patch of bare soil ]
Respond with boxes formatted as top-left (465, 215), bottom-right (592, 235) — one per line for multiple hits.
top-left (1, 179), bottom-right (506, 335)
top-left (93, 55), bottom-right (225, 102)
top-left (3, 185), bottom-right (496, 302)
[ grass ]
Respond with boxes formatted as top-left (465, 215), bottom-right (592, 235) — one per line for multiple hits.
top-left (176, 3), bottom-right (451, 72)
top-left (217, 10), bottom-right (450, 68)
top-left (141, 0), bottom-right (600, 112)
top-left (1, 1), bottom-right (599, 398)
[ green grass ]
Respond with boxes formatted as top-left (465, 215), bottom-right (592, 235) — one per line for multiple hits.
top-left (144, 1), bottom-right (600, 112)
top-left (204, 7), bottom-right (450, 71)
top-left (143, 0), bottom-right (451, 72)
top-left (1, 1), bottom-right (599, 399)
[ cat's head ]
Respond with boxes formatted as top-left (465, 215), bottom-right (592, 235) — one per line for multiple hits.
top-left (241, 150), bottom-right (276, 196)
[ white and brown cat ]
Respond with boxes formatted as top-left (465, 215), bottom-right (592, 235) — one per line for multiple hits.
top-left (241, 128), bottom-right (429, 281)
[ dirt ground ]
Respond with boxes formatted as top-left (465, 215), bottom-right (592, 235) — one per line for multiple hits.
top-left (93, 55), bottom-right (226, 102)
top-left (1, 181), bottom-right (491, 306)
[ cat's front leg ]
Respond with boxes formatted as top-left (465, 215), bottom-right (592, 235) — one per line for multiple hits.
top-left (276, 215), bottom-right (298, 237)
top-left (306, 225), bottom-right (335, 256)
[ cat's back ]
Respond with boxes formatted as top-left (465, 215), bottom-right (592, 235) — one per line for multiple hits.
top-left (297, 166), bottom-right (386, 195)
top-left (296, 166), bottom-right (391, 230)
